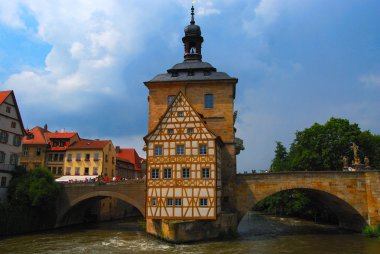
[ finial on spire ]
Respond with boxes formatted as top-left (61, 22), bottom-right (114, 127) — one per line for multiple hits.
top-left (191, 0), bottom-right (195, 25)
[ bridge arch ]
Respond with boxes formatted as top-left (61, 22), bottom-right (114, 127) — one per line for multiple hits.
top-left (57, 190), bottom-right (145, 225)
top-left (235, 174), bottom-right (370, 231)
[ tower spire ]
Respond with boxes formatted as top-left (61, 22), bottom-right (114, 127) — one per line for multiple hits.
top-left (191, 1), bottom-right (195, 25)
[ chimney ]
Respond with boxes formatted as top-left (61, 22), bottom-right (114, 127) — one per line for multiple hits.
top-left (44, 124), bottom-right (48, 132)
top-left (116, 146), bottom-right (120, 154)
top-left (61, 128), bottom-right (65, 133)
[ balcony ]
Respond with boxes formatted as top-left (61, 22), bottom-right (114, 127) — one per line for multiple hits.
top-left (0, 164), bottom-right (16, 172)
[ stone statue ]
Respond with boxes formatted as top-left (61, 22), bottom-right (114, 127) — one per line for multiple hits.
top-left (342, 156), bottom-right (349, 168)
top-left (364, 156), bottom-right (370, 168)
top-left (351, 143), bottom-right (361, 165)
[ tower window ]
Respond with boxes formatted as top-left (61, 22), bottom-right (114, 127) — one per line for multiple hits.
top-left (151, 168), bottom-right (160, 179)
top-left (155, 146), bottom-right (163, 156)
top-left (190, 47), bottom-right (197, 54)
top-left (175, 198), bottom-right (182, 206)
top-left (202, 168), bottom-right (210, 179)
top-left (200, 198), bottom-right (208, 207)
top-left (199, 144), bottom-right (207, 155)
top-left (176, 145), bottom-right (185, 155)
top-left (168, 95), bottom-right (175, 105)
top-left (166, 198), bottom-right (173, 207)
top-left (182, 168), bottom-right (190, 179)
top-left (164, 168), bottom-right (172, 179)
top-left (205, 94), bottom-right (214, 108)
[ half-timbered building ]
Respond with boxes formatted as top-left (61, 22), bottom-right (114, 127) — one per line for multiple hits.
top-left (145, 92), bottom-right (222, 219)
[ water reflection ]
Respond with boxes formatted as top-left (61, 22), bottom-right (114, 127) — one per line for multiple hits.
top-left (1, 214), bottom-right (380, 254)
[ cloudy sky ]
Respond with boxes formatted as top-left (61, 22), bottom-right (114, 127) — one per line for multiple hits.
top-left (1, 0), bottom-right (379, 171)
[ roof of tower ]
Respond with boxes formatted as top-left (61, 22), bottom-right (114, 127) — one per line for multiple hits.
top-left (184, 4), bottom-right (201, 36)
top-left (145, 4), bottom-right (237, 84)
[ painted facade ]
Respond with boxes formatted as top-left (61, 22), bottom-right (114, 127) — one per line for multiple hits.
top-left (0, 90), bottom-right (25, 203)
top-left (145, 92), bottom-right (222, 219)
top-left (20, 125), bottom-right (50, 170)
top-left (64, 140), bottom-right (116, 177)
top-left (45, 132), bottom-right (80, 177)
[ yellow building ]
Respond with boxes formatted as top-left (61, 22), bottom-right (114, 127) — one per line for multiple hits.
top-left (64, 139), bottom-right (116, 178)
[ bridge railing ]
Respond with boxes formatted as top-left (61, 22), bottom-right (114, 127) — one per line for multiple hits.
top-left (60, 179), bottom-right (145, 187)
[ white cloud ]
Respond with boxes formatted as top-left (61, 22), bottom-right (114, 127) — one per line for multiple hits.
top-left (1, 0), bottom-right (172, 113)
top-left (242, 0), bottom-right (301, 38)
top-left (197, 0), bottom-right (221, 16)
top-left (359, 73), bottom-right (380, 87)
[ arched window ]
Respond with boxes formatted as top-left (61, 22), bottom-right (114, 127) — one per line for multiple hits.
top-left (0, 151), bottom-right (5, 163)
top-left (10, 154), bottom-right (18, 165)
top-left (190, 47), bottom-right (197, 54)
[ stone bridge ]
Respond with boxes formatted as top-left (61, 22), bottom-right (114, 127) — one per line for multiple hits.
top-left (233, 171), bottom-right (380, 231)
top-left (56, 180), bottom-right (146, 226)
top-left (55, 171), bottom-right (380, 231)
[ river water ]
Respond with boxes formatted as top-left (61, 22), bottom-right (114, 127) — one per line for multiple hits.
top-left (1, 213), bottom-right (380, 254)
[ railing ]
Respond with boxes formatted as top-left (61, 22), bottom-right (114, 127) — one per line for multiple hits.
top-left (0, 164), bottom-right (16, 172)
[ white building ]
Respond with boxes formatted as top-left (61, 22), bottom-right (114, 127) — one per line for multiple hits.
top-left (0, 90), bottom-right (25, 203)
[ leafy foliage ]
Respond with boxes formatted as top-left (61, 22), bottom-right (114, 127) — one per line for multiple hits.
top-left (271, 117), bottom-right (380, 171)
top-left (8, 167), bottom-right (60, 211)
top-left (270, 141), bottom-right (289, 172)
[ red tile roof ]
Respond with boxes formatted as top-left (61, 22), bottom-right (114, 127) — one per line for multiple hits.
top-left (68, 139), bottom-right (111, 150)
top-left (117, 148), bottom-right (144, 171)
top-left (23, 126), bottom-right (50, 145)
top-left (46, 132), bottom-right (78, 139)
top-left (0, 90), bottom-right (12, 104)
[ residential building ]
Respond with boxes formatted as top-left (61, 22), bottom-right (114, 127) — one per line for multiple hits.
top-left (20, 125), bottom-right (50, 170)
top-left (45, 131), bottom-right (80, 177)
top-left (0, 90), bottom-right (25, 203)
top-left (116, 147), bottom-right (144, 179)
top-left (64, 139), bottom-right (116, 178)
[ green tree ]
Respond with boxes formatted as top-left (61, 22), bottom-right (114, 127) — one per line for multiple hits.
top-left (8, 167), bottom-right (60, 211)
top-left (270, 141), bottom-right (289, 172)
top-left (288, 118), bottom-right (362, 171)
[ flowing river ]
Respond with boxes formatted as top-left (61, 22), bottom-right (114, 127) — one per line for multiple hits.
top-left (1, 213), bottom-right (380, 254)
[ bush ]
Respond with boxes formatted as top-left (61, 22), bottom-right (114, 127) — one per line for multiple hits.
top-left (363, 224), bottom-right (380, 238)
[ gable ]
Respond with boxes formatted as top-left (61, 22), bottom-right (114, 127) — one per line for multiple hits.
top-left (146, 92), bottom-right (216, 142)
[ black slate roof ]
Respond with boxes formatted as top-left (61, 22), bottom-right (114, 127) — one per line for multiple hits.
top-left (146, 60), bottom-right (237, 83)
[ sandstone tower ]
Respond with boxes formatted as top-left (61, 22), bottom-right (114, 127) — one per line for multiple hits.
top-left (144, 4), bottom-right (241, 231)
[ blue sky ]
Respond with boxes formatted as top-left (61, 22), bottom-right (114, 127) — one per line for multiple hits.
top-left (1, 0), bottom-right (379, 171)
